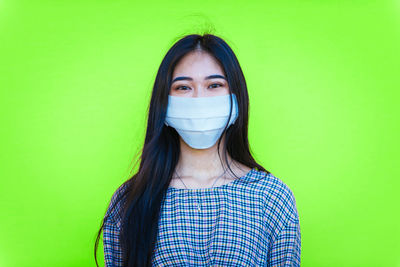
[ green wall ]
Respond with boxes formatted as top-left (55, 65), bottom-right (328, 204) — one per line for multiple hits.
top-left (1, 0), bottom-right (399, 266)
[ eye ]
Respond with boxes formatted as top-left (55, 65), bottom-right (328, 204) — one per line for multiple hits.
top-left (176, 85), bottom-right (190, 91)
top-left (209, 83), bottom-right (223, 89)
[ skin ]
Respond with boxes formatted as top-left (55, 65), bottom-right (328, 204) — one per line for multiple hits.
top-left (168, 50), bottom-right (252, 189)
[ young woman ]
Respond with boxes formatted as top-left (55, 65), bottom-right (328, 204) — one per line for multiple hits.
top-left (94, 33), bottom-right (301, 266)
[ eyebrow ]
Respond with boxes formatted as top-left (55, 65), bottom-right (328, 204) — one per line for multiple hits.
top-left (171, 74), bottom-right (227, 84)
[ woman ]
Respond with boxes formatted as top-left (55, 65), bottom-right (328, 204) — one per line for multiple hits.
top-left (94, 33), bottom-right (301, 266)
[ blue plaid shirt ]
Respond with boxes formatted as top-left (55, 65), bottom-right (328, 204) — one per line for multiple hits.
top-left (103, 168), bottom-right (301, 266)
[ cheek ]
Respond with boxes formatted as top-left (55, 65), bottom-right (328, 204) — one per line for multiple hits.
top-left (168, 90), bottom-right (179, 96)
top-left (222, 87), bottom-right (230, 94)
top-left (213, 87), bottom-right (230, 96)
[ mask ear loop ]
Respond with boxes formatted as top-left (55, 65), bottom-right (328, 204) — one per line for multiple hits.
top-left (229, 93), bottom-right (237, 126)
top-left (165, 95), bottom-right (170, 127)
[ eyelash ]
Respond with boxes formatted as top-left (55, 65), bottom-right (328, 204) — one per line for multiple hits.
top-left (175, 83), bottom-right (223, 90)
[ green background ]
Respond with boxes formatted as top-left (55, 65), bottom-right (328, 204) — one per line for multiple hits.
top-left (1, 0), bottom-right (399, 266)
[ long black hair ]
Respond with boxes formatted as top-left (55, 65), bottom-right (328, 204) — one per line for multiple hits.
top-left (94, 33), bottom-right (269, 266)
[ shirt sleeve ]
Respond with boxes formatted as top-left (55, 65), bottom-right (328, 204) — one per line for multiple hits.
top-left (267, 217), bottom-right (301, 266)
top-left (103, 218), bottom-right (124, 267)
top-left (103, 182), bottom-right (129, 266)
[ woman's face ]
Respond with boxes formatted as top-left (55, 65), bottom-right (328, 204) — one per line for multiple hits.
top-left (169, 50), bottom-right (229, 97)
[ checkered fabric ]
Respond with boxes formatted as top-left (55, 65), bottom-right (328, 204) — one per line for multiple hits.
top-left (103, 168), bottom-right (301, 266)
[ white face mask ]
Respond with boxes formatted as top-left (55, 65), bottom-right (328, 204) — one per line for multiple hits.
top-left (164, 93), bottom-right (239, 149)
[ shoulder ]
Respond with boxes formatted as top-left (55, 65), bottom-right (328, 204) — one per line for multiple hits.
top-left (104, 181), bottom-right (130, 228)
top-left (253, 170), bottom-right (300, 225)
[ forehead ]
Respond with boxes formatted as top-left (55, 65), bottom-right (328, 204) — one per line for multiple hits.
top-left (172, 51), bottom-right (225, 77)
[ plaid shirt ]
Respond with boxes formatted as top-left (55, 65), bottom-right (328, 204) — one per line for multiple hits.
top-left (103, 168), bottom-right (301, 266)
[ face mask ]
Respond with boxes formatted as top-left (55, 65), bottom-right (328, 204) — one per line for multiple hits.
top-left (164, 93), bottom-right (239, 149)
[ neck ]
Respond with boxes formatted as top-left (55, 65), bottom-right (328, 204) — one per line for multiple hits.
top-left (174, 133), bottom-right (232, 184)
